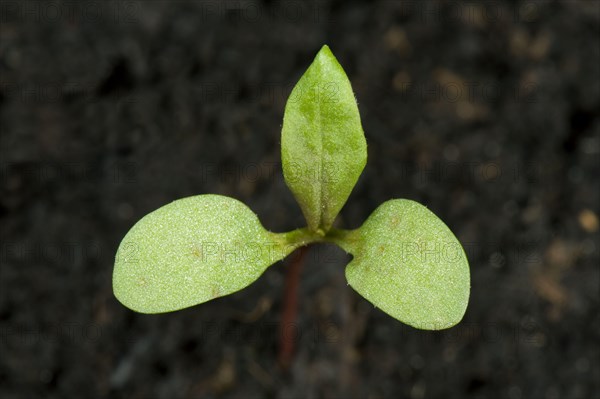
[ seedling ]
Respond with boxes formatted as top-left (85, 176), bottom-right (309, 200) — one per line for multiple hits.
top-left (113, 45), bottom-right (470, 330)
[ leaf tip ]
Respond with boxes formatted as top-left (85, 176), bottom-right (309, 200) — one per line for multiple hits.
top-left (319, 43), bottom-right (331, 53)
top-left (316, 44), bottom-right (336, 63)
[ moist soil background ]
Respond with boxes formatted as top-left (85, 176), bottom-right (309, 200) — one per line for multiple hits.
top-left (1, 1), bottom-right (599, 398)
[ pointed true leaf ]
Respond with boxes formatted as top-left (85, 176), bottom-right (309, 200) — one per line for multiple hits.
top-left (281, 45), bottom-right (367, 233)
top-left (113, 195), bottom-right (296, 313)
top-left (343, 200), bottom-right (470, 330)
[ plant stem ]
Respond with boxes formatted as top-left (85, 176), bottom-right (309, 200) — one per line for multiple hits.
top-left (278, 245), bottom-right (308, 369)
top-left (324, 228), bottom-right (361, 254)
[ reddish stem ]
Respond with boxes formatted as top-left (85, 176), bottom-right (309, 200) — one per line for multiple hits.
top-left (278, 246), bottom-right (308, 369)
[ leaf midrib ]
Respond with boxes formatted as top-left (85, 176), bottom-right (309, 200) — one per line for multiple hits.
top-left (316, 75), bottom-right (325, 231)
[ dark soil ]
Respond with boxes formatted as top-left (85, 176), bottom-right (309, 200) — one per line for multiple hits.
top-left (1, 1), bottom-right (599, 398)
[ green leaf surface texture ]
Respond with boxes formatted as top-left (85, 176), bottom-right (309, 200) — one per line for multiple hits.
top-left (345, 199), bottom-right (470, 329)
top-left (281, 45), bottom-right (367, 232)
top-left (113, 195), bottom-right (293, 313)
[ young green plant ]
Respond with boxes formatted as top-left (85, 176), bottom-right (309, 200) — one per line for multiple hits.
top-left (113, 45), bottom-right (470, 330)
